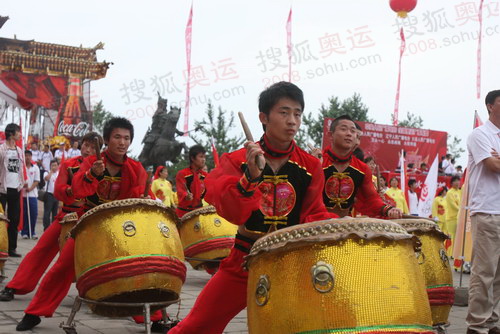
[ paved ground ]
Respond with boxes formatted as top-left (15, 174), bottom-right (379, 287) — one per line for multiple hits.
top-left (0, 217), bottom-right (470, 333)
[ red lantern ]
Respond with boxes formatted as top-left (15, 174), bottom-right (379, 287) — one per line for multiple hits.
top-left (390, 0), bottom-right (417, 18)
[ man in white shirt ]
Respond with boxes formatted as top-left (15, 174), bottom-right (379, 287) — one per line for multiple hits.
top-left (42, 160), bottom-right (59, 231)
top-left (407, 179), bottom-right (419, 216)
top-left (21, 151), bottom-right (40, 240)
top-left (441, 154), bottom-right (452, 173)
top-left (465, 90), bottom-right (500, 334)
top-left (30, 143), bottom-right (41, 166)
top-left (54, 143), bottom-right (67, 162)
top-left (39, 145), bottom-right (53, 172)
top-left (0, 123), bottom-right (25, 257)
top-left (67, 141), bottom-right (81, 158)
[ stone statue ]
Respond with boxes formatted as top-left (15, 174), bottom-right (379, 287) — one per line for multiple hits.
top-left (139, 93), bottom-right (188, 168)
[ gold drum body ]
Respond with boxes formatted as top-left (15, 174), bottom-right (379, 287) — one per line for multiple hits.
top-left (59, 212), bottom-right (78, 252)
top-left (246, 218), bottom-right (434, 334)
top-left (0, 215), bottom-right (8, 273)
top-left (395, 219), bottom-right (454, 326)
top-left (179, 206), bottom-right (237, 269)
top-left (72, 199), bottom-right (186, 317)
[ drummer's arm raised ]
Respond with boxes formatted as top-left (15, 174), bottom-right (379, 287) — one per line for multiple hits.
top-left (54, 160), bottom-right (75, 204)
top-left (204, 152), bottom-right (262, 226)
top-left (299, 160), bottom-right (337, 224)
top-left (72, 156), bottom-right (100, 199)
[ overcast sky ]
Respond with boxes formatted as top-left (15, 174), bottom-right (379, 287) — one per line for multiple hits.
top-left (2, 0), bottom-right (499, 167)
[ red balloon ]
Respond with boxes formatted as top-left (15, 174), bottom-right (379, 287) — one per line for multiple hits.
top-left (390, 0), bottom-right (417, 18)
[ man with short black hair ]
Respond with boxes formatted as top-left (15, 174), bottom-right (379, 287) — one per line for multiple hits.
top-left (0, 133), bottom-right (101, 304)
top-left (314, 115), bottom-right (402, 219)
top-left (169, 81), bottom-right (336, 333)
top-left (0, 123), bottom-right (25, 257)
top-left (175, 144), bottom-right (207, 218)
top-left (465, 89), bottom-right (500, 334)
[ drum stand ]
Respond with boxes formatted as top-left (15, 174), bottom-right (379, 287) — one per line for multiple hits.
top-left (434, 323), bottom-right (449, 334)
top-left (59, 296), bottom-right (180, 334)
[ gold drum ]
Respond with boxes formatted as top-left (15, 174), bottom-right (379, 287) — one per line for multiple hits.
top-left (246, 217), bottom-right (434, 334)
top-left (178, 206), bottom-right (237, 269)
top-left (0, 214), bottom-right (8, 273)
top-left (72, 199), bottom-right (186, 317)
top-left (59, 212), bottom-right (78, 251)
top-left (394, 219), bottom-right (454, 327)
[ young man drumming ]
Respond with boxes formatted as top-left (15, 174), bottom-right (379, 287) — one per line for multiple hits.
top-left (169, 81), bottom-right (336, 333)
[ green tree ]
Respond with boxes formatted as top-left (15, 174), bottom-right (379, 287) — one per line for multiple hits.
top-left (191, 102), bottom-right (245, 169)
top-left (92, 100), bottom-right (114, 134)
top-left (303, 93), bottom-right (374, 147)
top-left (395, 111), bottom-right (424, 128)
top-left (447, 135), bottom-right (466, 160)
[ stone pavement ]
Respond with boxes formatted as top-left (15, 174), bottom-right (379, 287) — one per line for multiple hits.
top-left (0, 220), bottom-right (470, 334)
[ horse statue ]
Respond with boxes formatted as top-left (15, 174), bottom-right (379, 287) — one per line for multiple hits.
top-left (139, 93), bottom-right (188, 168)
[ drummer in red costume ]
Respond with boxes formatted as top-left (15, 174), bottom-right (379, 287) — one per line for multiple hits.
top-left (15, 117), bottom-right (153, 331)
top-left (0, 132), bottom-right (102, 302)
top-left (169, 81), bottom-right (336, 334)
top-left (313, 115), bottom-right (402, 219)
top-left (175, 145), bottom-right (207, 218)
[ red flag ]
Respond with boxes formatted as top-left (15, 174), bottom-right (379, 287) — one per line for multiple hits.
top-left (211, 137), bottom-right (219, 168)
top-left (286, 7), bottom-right (292, 81)
top-left (18, 114), bottom-right (28, 231)
top-left (183, 3), bottom-right (193, 136)
top-left (393, 28), bottom-right (406, 126)
top-left (474, 110), bottom-right (483, 128)
top-left (476, 0), bottom-right (485, 99)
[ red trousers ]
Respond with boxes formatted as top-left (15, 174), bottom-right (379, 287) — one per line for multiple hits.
top-left (6, 211), bottom-right (66, 294)
top-left (169, 247), bottom-right (248, 334)
top-left (25, 238), bottom-right (76, 316)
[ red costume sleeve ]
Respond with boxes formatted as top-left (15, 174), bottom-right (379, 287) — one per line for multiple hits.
top-left (354, 163), bottom-right (389, 217)
top-left (54, 159), bottom-right (76, 205)
top-left (176, 168), bottom-right (205, 208)
top-left (299, 157), bottom-right (338, 223)
top-left (204, 151), bottom-right (262, 225)
top-left (72, 156), bottom-right (98, 200)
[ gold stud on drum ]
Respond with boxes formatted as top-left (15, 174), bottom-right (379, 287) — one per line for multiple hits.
top-left (255, 275), bottom-right (270, 306)
top-left (214, 218), bottom-right (221, 227)
top-left (193, 221), bottom-right (201, 232)
top-left (122, 221), bottom-right (136, 237)
top-left (157, 222), bottom-right (170, 238)
top-left (311, 261), bottom-right (334, 293)
top-left (439, 249), bottom-right (449, 265)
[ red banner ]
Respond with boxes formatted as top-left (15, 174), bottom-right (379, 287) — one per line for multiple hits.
top-left (323, 119), bottom-right (447, 172)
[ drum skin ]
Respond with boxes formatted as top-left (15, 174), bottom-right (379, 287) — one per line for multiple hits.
top-left (394, 219), bottom-right (454, 327)
top-left (0, 215), bottom-right (8, 272)
top-left (246, 218), bottom-right (434, 334)
top-left (178, 206), bottom-right (237, 269)
top-left (59, 212), bottom-right (78, 252)
top-left (72, 199), bottom-right (186, 317)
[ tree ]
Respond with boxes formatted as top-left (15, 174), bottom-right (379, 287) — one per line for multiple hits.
top-left (191, 102), bottom-right (245, 169)
top-left (395, 112), bottom-right (424, 128)
top-left (447, 135), bottom-right (466, 160)
top-left (302, 93), bottom-right (374, 147)
top-left (92, 100), bottom-right (114, 134)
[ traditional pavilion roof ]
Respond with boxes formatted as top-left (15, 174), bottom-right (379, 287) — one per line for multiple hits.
top-left (0, 37), bottom-right (110, 80)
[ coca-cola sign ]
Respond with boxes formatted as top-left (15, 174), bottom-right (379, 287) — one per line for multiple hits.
top-left (57, 121), bottom-right (91, 139)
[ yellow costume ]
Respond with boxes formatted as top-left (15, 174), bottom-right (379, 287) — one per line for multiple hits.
top-left (431, 196), bottom-right (447, 231)
top-left (385, 187), bottom-right (409, 214)
top-left (151, 178), bottom-right (175, 207)
top-left (444, 187), bottom-right (461, 256)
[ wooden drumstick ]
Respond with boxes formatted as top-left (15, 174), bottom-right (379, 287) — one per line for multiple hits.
top-left (143, 169), bottom-right (153, 197)
top-left (94, 137), bottom-right (102, 161)
top-left (307, 143), bottom-right (322, 159)
top-left (376, 165), bottom-right (381, 193)
top-left (238, 112), bottom-right (265, 171)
